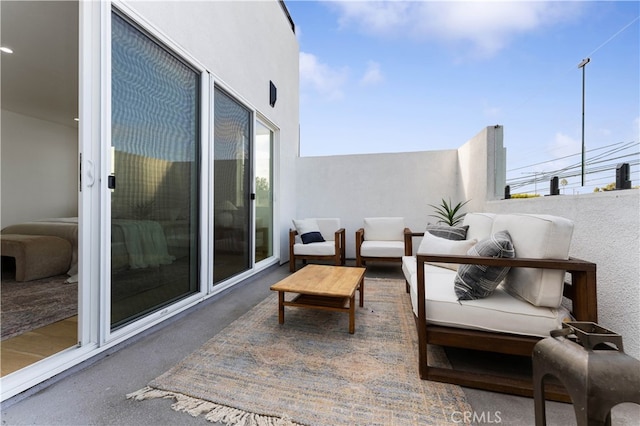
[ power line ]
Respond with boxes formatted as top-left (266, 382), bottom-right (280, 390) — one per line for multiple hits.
top-left (507, 148), bottom-right (638, 192)
top-left (500, 16), bottom-right (640, 132)
top-left (507, 141), bottom-right (638, 173)
top-left (584, 16), bottom-right (640, 58)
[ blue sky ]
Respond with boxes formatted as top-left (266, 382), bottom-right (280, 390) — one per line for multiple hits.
top-left (287, 1), bottom-right (639, 194)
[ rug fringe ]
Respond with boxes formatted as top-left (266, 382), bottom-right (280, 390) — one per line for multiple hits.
top-left (127, 387), bottom-right (302, 426)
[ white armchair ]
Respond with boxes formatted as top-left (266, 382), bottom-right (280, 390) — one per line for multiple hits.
top-left (355, 217), bottom-right (410, 267)
top-left (289, 218), bottom-right (345, 272)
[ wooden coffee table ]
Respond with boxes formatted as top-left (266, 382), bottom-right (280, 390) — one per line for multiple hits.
top-left (270, 264), bottom-right (366, 334)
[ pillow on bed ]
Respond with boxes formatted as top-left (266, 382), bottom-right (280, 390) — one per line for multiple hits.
top-left (454, 230), bottom-right (514, 301)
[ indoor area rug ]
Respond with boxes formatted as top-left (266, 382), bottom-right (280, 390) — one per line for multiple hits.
top-left (1, 274), bottom-right (77, 341)
top-left (127, 278), bottom-right (472, 425)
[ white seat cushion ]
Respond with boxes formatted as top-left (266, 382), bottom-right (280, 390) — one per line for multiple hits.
top-left (360, 240), bottom-right (405, 257)
top-left (363, 217), bottom-right (405, 241)
top-left (402, 255), bottom-right (418, 283)
top-left (293, 241), bottom-right (336, 256)
top-left (493, 214), bottom-right (574, 308)
top-left (402, 257), bottom-right (570, 338)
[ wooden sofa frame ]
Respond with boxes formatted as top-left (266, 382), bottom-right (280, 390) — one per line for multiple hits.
top-left (289, 228), bottom-right (346, 272)
top-left (355, 227), bottom-right (411, 267)
top-left (405, 232), bottom-right (598, 402)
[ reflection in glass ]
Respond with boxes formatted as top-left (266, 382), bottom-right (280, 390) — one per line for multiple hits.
top-left (213, 87), bottom-right (251, 283)
top-left (255, 121), bottom-right (273, 262)
top-left (111, 11), bottom-right (199, 329)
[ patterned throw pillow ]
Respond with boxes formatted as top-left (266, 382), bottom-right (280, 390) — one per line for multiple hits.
top-left (454, 230), bottom-right (515, 301)
top-left (292, 219), bottom-right (325, 244)
top-left (425, 224), bottom-right (469, 241)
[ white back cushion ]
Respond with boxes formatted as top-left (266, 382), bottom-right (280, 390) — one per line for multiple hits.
top-left (313, 218), bottom-right (341, 241)
top-left (462, 212), bottom-right (496, 241)
top-left (492, 214), bottom-right (574, 308)
top-left (364, 217), bottom-right (405, 241)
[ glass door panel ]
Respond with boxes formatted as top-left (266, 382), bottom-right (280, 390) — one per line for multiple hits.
top-left (213, 87), bottom-right (251, 283)
top-left (110, 11), bottom-right (199, 329)
top-left (255, 121), bottom-right (273, 262)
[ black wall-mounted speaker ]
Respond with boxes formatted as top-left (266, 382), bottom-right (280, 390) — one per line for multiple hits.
top-left (269, 81), bottom-right (277, 107)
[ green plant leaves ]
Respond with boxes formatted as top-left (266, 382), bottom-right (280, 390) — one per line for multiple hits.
top-left (428, 198), bottom-right (470, 226)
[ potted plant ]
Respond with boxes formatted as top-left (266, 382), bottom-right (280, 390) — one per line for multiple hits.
top-left (428, 198), bottom-right (470, 226)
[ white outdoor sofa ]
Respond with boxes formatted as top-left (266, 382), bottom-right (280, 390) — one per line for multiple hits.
top-left (402, 212), bottom-right (598, 401)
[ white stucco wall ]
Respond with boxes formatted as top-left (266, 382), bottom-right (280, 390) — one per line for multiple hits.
top-left (124, 0), bottom-right (299, 260)
top-left (295, 150), bottom-right (460, 256)
top-left (458, 125), bottom-right (506, 207)
top-left (1, 110), bottom-right (78, 227)
top-left (483, 191), bottom-right (640, 359)
top-left (295, 127), bottom-right (501, 258)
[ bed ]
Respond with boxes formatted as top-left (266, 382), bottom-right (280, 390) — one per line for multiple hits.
top-left (1, 217), bottom-right (182, 283)
top-left (1, 218), bottom-right (79, 282)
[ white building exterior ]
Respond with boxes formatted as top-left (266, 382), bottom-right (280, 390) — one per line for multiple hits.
top-left (2, 1), bottom-right (638, 404)
top-left (1, 0), bottom-right (299, 401)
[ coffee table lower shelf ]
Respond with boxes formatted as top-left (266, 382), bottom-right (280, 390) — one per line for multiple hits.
top-left (288, 294), bottom-right (350, 310)
top-left (278, 292), bottom-right (357, 334)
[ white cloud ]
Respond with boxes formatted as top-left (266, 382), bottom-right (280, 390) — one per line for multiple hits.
top-left (545, 132), bottom-right (580, 171)
top-left (550, 132), bottom-right (580, 158)
top-left (483, 102), bottom-right (501, 120)
top-left (334, 1), bottom-right (411, 35)
top-left (299, 51), bottom-right (349, 100)
top-left (329, 1), bottom-right (583, 58)
top-left (360, 61), bottom-right (384, 86)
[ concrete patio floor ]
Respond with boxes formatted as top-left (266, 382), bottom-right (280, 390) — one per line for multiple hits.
top-left (1, 262), bottom-right (638, 425)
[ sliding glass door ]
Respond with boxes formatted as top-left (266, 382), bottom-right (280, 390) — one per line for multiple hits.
top-left (110, 11), bottom-right (200, 329)
top-left (255, 121), bottom-right (273, 262)
top-left (111, 13), bottom-right (276, 301)
top-left (213, 87), bottom-right (252, 283)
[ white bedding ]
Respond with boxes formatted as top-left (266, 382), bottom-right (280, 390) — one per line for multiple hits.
top-left (2, 217), bottom-right (175, 282)
top-left (112, 219), bottom-right (175, 269)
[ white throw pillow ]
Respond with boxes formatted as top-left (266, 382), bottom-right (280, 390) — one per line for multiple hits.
top-left (417, 233), bottom-right (478, 271)
top-left (292, 219), bottom-right (325, 244)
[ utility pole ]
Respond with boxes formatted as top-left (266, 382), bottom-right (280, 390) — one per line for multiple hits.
top-left (578, 58), bottom-right (590, 186)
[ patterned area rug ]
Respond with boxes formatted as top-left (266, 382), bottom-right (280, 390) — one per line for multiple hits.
top-left (128, 278), bottom-right (472, 425)
top-left (1, 274), bottom-right (77, 340)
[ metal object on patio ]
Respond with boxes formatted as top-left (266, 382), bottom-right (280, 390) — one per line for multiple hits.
top-left (533, 322), bottom-right (640, 426)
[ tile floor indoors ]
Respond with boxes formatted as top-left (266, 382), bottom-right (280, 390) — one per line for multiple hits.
top-left (1, 262), bottom-right (638, 425)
